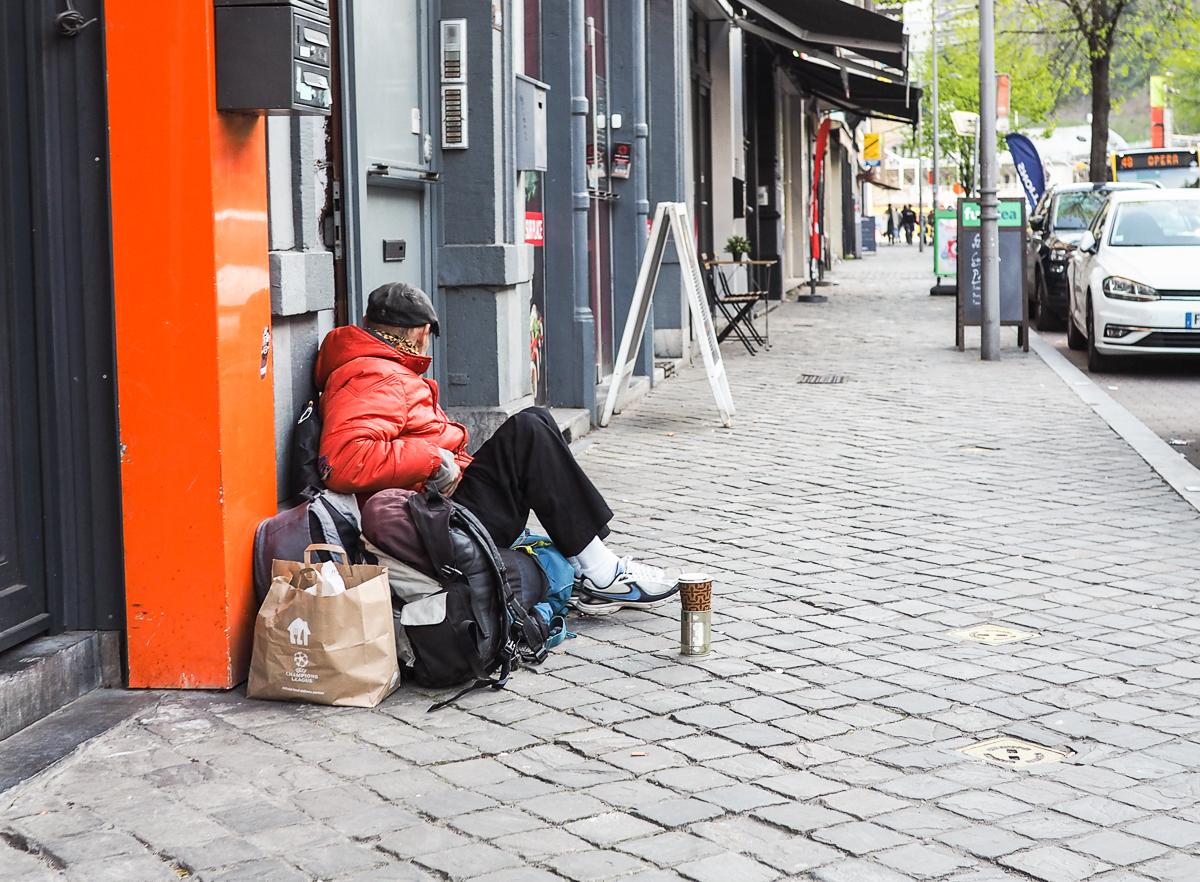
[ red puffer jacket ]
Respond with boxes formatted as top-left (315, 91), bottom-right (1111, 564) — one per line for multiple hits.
top-left (315, 326), bottom-right (472, 495)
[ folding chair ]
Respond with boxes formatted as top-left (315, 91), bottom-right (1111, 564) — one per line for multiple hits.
top-left (702, 255), bottom-right (768, 356)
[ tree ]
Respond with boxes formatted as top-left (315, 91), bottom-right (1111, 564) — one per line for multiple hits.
top-left (911, 6), bottom-right (1070, 194)
top-left (1016, 0), bottom-right (1191, 180)
top-left (1163, 8), bottom-right (1200, 134)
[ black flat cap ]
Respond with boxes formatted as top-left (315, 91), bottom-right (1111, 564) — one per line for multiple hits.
top-left (365, 282), bottom-right (440, 336)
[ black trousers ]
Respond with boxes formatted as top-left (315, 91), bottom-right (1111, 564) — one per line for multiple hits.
top-left (453, 407), bottom-right (612, 557)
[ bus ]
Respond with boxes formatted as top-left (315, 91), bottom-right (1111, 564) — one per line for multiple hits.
top-left (1109, 147), bottom-right (1200, 188)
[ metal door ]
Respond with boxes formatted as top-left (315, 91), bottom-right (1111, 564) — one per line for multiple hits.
top-left (0, 185), bottom-right (49, 651)
top-left (342, 0), bottom-right (435, 316)
top-left (585, 2), bottom-right (615, 379)
top-left (0, 1), bottom-right (49, 650)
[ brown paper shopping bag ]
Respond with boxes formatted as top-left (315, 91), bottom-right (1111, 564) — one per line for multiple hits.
top-left (247, 544), bottom-right (400, 707)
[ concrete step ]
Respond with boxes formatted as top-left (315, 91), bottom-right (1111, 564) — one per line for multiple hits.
top-left (0, 688), bottom-right (152, 793)
top-left (0, 631), bottom-right (121, 743)
top-left (595, 374), bottom-right (652, 423)
top-left (551, 408), bottom-right (591, 444)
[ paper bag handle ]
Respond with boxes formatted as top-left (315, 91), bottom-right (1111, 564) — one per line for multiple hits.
top-left (303, 543), bottom-right (348, 564)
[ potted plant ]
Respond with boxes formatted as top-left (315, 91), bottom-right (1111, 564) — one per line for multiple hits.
top-left (725, 234), bottom-right (751, 262)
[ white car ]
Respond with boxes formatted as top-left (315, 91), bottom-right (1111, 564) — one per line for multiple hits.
top-left (1067, 189), bottom-right (1200, 371)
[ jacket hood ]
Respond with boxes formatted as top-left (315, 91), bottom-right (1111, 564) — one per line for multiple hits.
top-left (314, 325), bottom-right (433, 390)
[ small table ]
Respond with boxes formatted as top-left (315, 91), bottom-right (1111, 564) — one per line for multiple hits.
top-left (706, 258), bottom-right (777, 355)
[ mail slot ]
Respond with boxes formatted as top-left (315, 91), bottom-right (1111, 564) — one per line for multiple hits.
top-left (214, 0), bottom-right (333, 115)
top-left (515, 73), bottom-right (549, 172)
top-left (382, 240), bottom-right (407, 262)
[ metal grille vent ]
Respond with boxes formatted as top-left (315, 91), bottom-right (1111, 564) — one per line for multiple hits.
top-left (440, 19), bottom-right (467, 150)
top-left (440, 19), bottom-right (466, 82)
top-left (961, 737), bottom-right (1070, 768)
top-left (798, 374), bottom-right (846, 384)
top-left (442, 86), bottom-right (467, 148)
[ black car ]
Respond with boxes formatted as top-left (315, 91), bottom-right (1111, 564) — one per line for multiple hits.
top-left (1026, 182), bottom-right (1155, 330)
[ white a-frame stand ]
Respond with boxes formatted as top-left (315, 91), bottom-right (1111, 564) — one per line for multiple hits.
top-left (600, 202), bottom-right (736, 429)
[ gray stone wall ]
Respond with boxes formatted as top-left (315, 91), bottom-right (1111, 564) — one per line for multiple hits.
top-left (439, 0), bottom-right (535, 431)
top-left (266, 115), bottom-right (335, 502)
top-left (647, 0), bottom-right (689, 359)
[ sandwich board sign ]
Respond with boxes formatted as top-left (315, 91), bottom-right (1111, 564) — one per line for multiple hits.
top-left (955, 197), bottom-right (1028, 351)
top-left (600, 202), bottom-right (735, 429)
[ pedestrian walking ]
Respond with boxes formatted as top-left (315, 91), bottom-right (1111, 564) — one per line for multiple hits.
top-left (885, 204), bottom-right (897, 245)
top-left (900, 204), bottom-right (916, 245)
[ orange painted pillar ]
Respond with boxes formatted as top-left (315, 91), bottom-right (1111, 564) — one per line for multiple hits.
top-left (106, 1), bottom-right (277, 687)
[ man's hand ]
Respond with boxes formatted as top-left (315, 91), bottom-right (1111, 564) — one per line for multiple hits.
top-left (428, 448), bottom-right (462, 496)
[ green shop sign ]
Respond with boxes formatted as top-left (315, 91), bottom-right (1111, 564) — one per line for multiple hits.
top-left (961, 199), bottom-right (1023, 228)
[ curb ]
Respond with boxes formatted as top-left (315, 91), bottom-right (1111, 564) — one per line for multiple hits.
top-left (1029, 331), bottom-right (1200, 514)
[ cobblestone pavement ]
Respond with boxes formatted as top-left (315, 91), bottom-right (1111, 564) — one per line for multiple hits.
top-left (1039, 329), bottom-right (1200, 470)
top-left (6, 246), bottom-right (1200, 882)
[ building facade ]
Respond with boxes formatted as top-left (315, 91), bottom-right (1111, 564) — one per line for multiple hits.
top-left (0, 0), bottom-right (911, 694)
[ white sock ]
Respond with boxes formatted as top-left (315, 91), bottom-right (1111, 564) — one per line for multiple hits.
top-left (569, 537), bottom-right (621, 586)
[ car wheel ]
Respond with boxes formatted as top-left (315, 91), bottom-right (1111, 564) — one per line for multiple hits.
top-left (1034, 273), bottom-right (1059, 332)
top-left (1066, 299), bottom-right (1087, 350)
top-left (1086, 295), bottom-right (1109, 372)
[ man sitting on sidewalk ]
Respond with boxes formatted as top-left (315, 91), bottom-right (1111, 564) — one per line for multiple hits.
top-left (314, 282), bottom-right (677, 614)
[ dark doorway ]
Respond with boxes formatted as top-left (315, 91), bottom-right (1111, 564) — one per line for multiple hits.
top-left (841, 142), bottom-right (856, 257)
top-left (585, 0), bottom-right (615, 380)
top-left (690, 11), bottom-right (713, 260)
top-left (0, 7), bottom-right (49, 648)
top-left (0, 0), bottom-right (123, 653)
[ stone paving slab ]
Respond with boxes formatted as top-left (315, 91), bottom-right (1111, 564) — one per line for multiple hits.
top-left (4, 247), bottom-right (1200, 881)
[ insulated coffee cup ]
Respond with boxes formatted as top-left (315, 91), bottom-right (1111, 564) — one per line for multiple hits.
top-left (678, 573), bottom-right (712, 656)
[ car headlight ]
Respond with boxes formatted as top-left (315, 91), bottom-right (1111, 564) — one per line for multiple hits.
top-left (1102, 276), bottom-right (1159, 301)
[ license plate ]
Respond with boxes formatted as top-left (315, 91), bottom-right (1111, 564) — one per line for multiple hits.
top-left (1187, 313), bottom-right (1200, 329)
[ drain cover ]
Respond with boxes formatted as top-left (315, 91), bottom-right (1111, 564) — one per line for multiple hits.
top-left (948, 624), bottom-right (1036, 646)
top-left (960, 737), bottom-right (1069, 768)
top-left (798, 374), bottom-right (846, 384)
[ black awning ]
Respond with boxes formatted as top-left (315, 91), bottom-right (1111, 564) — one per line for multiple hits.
top-left (784, 55), bottom-right (922, 124)
top-left (740, 0), bottom-right (906, 71)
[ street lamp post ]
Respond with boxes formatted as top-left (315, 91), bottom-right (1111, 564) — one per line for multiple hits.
top-left (917, 150), bottom-right (924, 252)
top-left (979, 0), bottom-right (1000, 359)
top-left (931, 0), bottom-right (939, 231)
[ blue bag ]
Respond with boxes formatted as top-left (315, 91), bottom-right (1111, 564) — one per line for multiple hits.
top-left (512, 532), bottom-right (576, 649)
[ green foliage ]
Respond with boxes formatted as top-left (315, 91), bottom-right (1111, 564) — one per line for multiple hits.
top-left (724, 234), bottom-right (751, 257)
top-left (901, 0), bottom-right (1196, 180)
top-left (1163, 10), bottom-right (1200, 133)
top-left (1015, 0), bottom-right (1194, 177)
top-left (910, 1), bottom-right (1077, 191)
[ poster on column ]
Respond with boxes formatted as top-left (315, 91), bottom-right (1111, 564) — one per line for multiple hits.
top-left (934, 208), bottom-right (957, 279)
top-left (524, 173), bottom-right (547, 406)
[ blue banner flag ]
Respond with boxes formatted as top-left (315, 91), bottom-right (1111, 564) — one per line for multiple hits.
top-left (1005, 133), bottom-right (1046, 211)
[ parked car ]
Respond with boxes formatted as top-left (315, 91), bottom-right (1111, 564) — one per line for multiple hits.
top-left (1067, 189), bottom-right (1200, 371)
top-left (1027, 182), bottom-right (1155, 331)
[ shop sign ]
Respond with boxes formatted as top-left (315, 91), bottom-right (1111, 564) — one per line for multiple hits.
top-left (611, 142), bottom-right (632, 179)
top-left (863, 133), bottom-right (881, 167)
top-left (996, 73), bottom-right (1011, 132)
top-left (524, 211), bottom-right (545, 246)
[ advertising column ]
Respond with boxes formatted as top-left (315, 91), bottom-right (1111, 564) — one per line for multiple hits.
top-left (525, 0), bottom-right (548, 405)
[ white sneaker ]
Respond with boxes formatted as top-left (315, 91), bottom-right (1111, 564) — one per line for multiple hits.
top-left (571, 558), bottom-right (679, 615)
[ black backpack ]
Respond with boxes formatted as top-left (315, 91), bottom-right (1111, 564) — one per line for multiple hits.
top-left (250, 393), bottom-right (367, 605)
top-left (252, 489), bottom-right (365, 605)
top-left (403, 490), bottom-right (550, 710)
top-left (289, 395), bottom-right (330, 498)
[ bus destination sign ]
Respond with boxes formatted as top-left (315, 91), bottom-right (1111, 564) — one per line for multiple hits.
top-left (1119, 150), bottom-right (1193, 171)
